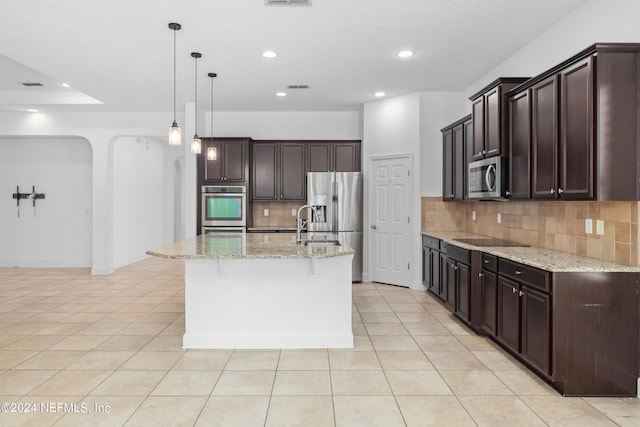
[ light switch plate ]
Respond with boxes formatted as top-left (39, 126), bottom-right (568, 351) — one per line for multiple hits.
top-left (497, 213), bottom-right (502, 224)
top-left (263, 208), bottom-right (269, 217)
top-left (596, 219), bottom-right (604, 235)
top-left (585, 218), bottom-right (593, 234)
top-left (472, 211), bottom-right (476, 221)
top-left (292, 208), bottom-right (297, 216)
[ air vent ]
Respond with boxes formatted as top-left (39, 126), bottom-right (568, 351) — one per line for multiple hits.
top-left (287, 85), bottom-right (310, 89)
top-left (264, 0), bottom-right (312, 6)
top-left (22, 82), bottom-right (43, 87)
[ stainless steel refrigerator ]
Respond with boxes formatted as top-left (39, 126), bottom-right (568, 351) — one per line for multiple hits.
top-left (307, 172), bottom-right (363, 282)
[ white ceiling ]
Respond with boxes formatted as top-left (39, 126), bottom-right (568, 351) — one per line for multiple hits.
top-left (0, 0), bottom-right (587, 113)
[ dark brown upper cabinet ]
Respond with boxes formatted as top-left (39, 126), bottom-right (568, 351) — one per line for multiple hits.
top-left (252, 140), bottom-right (361, 202)
top-left (506, 43), bottom-right (640, 201)
top-left (279, 143), bottom-right (306, 201)
top-left (251, 143), bottom-right (278, 200)
top-left (306, 141), bottom-right (361, 172)
top-left (469, 78), bottom-right (529, 161)
top-left (251, 141), bottom-right (306, 201)
top-left (333, 142), bottom-right (361, 172)
top-left (441, 115), bottom-right (471, 201)
top-left (507, 90), bottom-right (532, 199)
top-left (531, 75), bottom-right (559, 199)
top-left (199, 137), bottom-right (250, 185)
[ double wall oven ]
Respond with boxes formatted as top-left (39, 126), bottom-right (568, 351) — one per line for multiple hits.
top-left (201, 186), bottom-right (247, 234)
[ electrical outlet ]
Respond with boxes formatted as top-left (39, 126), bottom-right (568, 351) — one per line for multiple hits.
top-left (497, 213), bottom-right (502, 224)
top-left (472, 211), bottom-right (477, 221)
top-left (585, 218), bottom-right (593, 234)
top-left (596, 219), bottom-right (604, 235)
top-left (291, 208), bottom-right (297, 216)
top-left (263, 208), bottom-right (269, 217)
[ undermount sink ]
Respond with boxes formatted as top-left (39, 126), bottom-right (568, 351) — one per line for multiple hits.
top-left (304, 240), bottom-right (341, 247)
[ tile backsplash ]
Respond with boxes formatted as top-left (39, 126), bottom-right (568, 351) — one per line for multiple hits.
top-left (251, 201), bottom-right (302, 229)
top-left (421, 197), bottom-right (640, 266)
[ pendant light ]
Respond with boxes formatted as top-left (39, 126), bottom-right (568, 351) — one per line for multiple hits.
top-left (207, 72), bottom-right (218, 161)
top-left (168, 22), bottom-right (182, 146)
top-left (190, 52), bottom-right (202, 154)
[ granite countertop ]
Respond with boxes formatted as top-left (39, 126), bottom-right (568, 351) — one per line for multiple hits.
top-left (422, 231), bottom-right (640, 273)
top-left (147, 232), bottom-right (354, 260)
top-left (247, 227), bottom-right (297, 233)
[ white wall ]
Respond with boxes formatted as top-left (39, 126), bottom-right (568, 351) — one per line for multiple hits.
top-left (419, 92), bottom-right (467, 196)
top-left (363, 92), bottom-right (464, 289)
top-left (465, 0), bottom-right (640, 97)
top-left (0, 109), bottom-right (362, 273)
top-left (0, 137), bottom-right (92, 267)
top-left (205, 111), bottom-right (363, 140)
top-left (113, 136), bottom-right (168, 268)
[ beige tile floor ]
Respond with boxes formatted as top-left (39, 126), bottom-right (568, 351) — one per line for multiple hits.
top-left (0, 257), bottom-right (639, 426)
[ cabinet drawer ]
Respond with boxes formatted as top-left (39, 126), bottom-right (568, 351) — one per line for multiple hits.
top-left (422, 235), bottom-right (440, 250)
top-left (446, 244), bottom-right (470, 264)
top-left (498, 259), bottom-right (550, 293)
top-left (481, 253), bottom-right (497, 272)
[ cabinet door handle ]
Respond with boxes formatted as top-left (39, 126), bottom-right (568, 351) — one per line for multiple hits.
top-left (505, 190), bottom-right (511, 197)
top-left (478, 272), bottom-right (483, 278)
top-left (550, 188), bottom-right (555, 194)
top-left (483, 259), bottom-right (489, 264)
top-left (519, 291), bottom-right (525, 297)
top-left (558, 187), bottom-right (564, 194)
top-left (512, 287), bottom-right (517, 294)
top-left (515, 270), bottom-right (522, 275)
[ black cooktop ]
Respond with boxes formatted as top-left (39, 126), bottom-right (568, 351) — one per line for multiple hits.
top-left (454, 238), bottom-right (529, 247)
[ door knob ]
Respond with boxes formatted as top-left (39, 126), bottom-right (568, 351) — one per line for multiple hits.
top-left (371, 225), bottom-right (377, 230)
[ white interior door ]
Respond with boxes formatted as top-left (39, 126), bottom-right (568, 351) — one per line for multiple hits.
top-left (369, 156), bottom-right (412, 286)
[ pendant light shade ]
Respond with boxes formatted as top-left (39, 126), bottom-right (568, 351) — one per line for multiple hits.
top-left (190, 52), bottom-right (202, 154)
top-left (168, 22), bottom-right (182, 146)
top-left (207, 72), bottom-right (218, 161)
top-left (207, 145), bottom-right (217, 161)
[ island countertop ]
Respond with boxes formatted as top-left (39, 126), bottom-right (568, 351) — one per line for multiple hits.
top-left (422, 231), bottom-right (640, 273)
top-left (147, 232), bottom-right (354, 260)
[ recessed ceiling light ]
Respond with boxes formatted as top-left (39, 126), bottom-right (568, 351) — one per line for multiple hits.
top-left (61, 82), bottom-right (70, 88)
top-left (27, 109), bottom-right (39, 112)
top-left (397, 50), bottom-right (414, 58)
top-left (276, 92), bottom-right (287, 97)
top-left (263, 51), bottom-right (277, 58)
top-left (374, 92), bottom-right (386, 97)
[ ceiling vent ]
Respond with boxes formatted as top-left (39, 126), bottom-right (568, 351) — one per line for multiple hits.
top-left (22, 82), bottom-right (43, 87)
top-left (264, 0), bottom-right (312, 6)
top-left (287, 85), bottom-right (309, 89)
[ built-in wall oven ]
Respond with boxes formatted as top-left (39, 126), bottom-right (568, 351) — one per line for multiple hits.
top-left (201, 186), bottom-right (247, 234)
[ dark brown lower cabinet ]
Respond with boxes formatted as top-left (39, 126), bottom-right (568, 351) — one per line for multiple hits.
top-left (479, 254), bottom-right (498, 336)
top-left (552, 272), bottom-right (638, 396)
top-left (421, 233), bottom-right (639, 396)
top-left (497, 260), bottom-right (552, 377)
top-left (520, 286), bottom-right (551, 375)
top-left (454, 262), bottom-right (471, 322)
top-left (422, 235), bottom-right (441, 297)
top-left (496, 277), bottom-right (521, 351)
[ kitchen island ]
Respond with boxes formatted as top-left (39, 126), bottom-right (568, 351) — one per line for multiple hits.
top-left (147, 233), bottom-right (354, 349)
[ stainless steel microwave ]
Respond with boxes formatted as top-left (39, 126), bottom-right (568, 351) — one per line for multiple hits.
top-left (467, 156), bottom-right (508, 200)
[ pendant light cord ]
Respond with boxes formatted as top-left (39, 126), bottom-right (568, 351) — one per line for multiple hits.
top-left (173, 27), bottom-right (177, 125)
top-left (194, 56), bottom-right (198, 134)
top-left (209, 72), bottom-right (217, 136)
